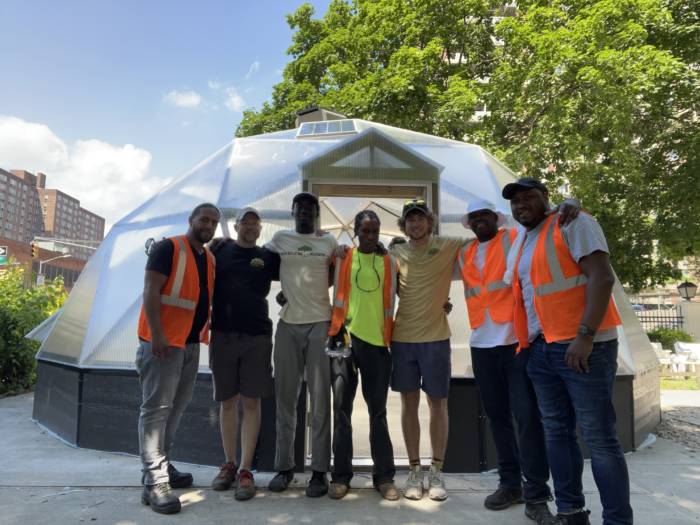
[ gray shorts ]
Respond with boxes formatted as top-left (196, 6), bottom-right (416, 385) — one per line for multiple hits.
top-left (390, 339), bottom-right (451, 399)
top-left (209, 330), bottom-right (273, 401)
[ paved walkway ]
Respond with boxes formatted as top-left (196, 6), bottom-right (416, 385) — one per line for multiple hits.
top-left (1, 392), bottom-right (699, 524)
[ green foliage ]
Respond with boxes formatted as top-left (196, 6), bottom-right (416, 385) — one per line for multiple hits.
top-left (236, 0), bottom-right (699, 292)
top-left (0, 265), bottom-right (67, 395)
top-left (647, 326), bottom-right (693, 349)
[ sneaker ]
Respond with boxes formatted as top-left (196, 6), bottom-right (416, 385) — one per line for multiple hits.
top-left (377, 482), bottom-right (400, 501)
top-left (211, 462), bottom-right (237, 491)
top-left (551, 510), bottom-right (591, 525)
top-left (525, 502), bottom-right (555, 524)
top-left (328, 482), bottom-right (349, 500)
top-left (235, 469), bottom-right (256, 501)
top-left (268, 469), bottom-right (294, 492)
top-left (484, 486), bottom-right (523, 510)
top-left (403, 465), bottom-right (424, 500)
top-left (167, 463), bottom-right (193, 489)
top-left (306, 471), bottom-right (329, 498)
top-left (141, 483), bottom-right (181, 514)
top-left (427, 465), bottom-right (447, 501)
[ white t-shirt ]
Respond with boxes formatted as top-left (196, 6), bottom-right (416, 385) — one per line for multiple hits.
top-left (469, 238), bottom-right (518, 349)
top-left (265, 230), bottom-right (338, 324)
top-left (517, 214), bottom-right (617, 343)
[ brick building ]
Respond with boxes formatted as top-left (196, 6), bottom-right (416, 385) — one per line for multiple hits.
top-left (0, 168), bottom-right (105, 288)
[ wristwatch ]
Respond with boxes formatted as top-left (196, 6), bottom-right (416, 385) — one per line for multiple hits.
top-left (577, 324), bottom-right (596, 337)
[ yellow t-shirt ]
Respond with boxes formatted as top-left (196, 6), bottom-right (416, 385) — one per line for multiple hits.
top-left (347, 250), bottom-right (385, 347)
top-left (391, 236), bottom-right (466, 343)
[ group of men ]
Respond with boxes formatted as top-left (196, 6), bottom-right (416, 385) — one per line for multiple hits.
top-left (135, 178), bottom-right (632, 525)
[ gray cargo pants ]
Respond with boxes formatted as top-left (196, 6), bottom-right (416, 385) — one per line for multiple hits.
top-left (135, 340), bottom-right (199, 485)
top-left (274, 319), bottom-right (331, 472)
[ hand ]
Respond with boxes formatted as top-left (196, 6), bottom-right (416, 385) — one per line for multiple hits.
top-left (151, 332), bottom-right (172, 359)
top-left (374, 242), bottom-right (387, 256)
top-left (565, 336), bottom-right (593, 373)
top-left (547, 198), bottom-right (580, 226)
top-left (208, 237), bottom-right (232, 253)
top-left (442, 299), bottom-right (453, 314)
top-left (276, 290), bottom-right (288, 306)
top-left (388, 237), bottom-right (407, 249)
top-left (333, 245), bottom-right (350, 259)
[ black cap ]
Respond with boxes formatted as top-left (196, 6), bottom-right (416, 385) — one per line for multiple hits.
top-left (292, 192), bottom-right (319, 208)
top-left (501, 177), bottom-right (549, 200)
top-left (401, 198), bottom-right (430, 219)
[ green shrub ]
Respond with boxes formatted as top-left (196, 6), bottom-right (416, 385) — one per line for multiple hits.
top-left (647, 327), bottom-right (693, 351)
top-left (0, 265), bottom-right (66, 395)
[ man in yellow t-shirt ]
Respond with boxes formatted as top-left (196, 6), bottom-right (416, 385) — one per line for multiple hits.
top-left (327, 210), bottom-right (400, 501)
top-left (390, 199), bottom-right (465, 502)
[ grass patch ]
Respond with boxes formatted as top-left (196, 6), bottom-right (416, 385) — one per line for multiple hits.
top-left (661, 377), bottom-right (700, 390)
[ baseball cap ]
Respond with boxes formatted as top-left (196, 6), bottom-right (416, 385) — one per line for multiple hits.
top-left (401, 198), bottom-right (430, 219)
top-left (292, 192), bottom-right (320, 208)
top-left (235, 206), bottom-right (261, 224)
top-left (501, 177), bottom-right (549, 200)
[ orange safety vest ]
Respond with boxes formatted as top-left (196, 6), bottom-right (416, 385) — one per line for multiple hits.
top-left (457, 228), bottom-right (517, 329)
top-left (137, 235), bottom-right (216, 349)
top-left (513, 214), bottom-right (621, 349)
top-left (328, 248), bottom-right (397, 347)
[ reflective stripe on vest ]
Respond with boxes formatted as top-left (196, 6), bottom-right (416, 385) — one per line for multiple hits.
top-left (535, 217), bottom-right (588, 297)
top-left (160, 237), bottom-right (196, 311)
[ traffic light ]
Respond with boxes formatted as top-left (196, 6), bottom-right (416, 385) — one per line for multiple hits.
top-left (30, 243), bottom-right (39, 259)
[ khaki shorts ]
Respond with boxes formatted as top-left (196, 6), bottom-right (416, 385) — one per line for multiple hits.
top-left (209, 330), bottom-right (273, 401)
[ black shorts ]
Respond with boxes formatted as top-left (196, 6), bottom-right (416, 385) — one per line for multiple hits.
top-left (209, 330), bottom-right (273, 401)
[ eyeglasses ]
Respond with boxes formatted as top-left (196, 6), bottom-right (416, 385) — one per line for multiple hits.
top-left (404, 198), bottom-right (426, 206)
top-left (355, 252), bottom-right (381, 293)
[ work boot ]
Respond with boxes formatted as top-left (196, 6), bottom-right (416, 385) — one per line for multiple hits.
top-left (427, 464), bottom-right (447, 501)
top-left (377, 481), bottom-right (400, 501)
top-left (268, 469), bottom-right (294, 492)
top-left (403, 465), bottom-right (424, 500)
top-left (484, 486), bottom-right (524, 510)
top-left (306, 471), bottom-right (329, 497)
top-left (211, 462), bottom-right (237, 491)
top-left (235, 469), bottom-right (256, 501)
top-left (550, 510), bottom-right (591, 525)
top-left (141, 483), bottom-right (181, 514)
top-left (525, 501), bottom-right (555, 524)
top-left (328, 481), bottom-right (349, 500)
top-left (168, 463), bottom-right (193, 489)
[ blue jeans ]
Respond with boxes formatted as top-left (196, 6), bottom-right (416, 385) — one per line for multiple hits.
top-left (471, 344), bottom-right (551, 502)
top-left (527, 336), bottom-right (633, 525)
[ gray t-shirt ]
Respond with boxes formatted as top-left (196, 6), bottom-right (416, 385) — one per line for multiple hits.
top-left (517, 213), bottom-right (617, 343)
top-left (265, 230), bottom-right (338, 324)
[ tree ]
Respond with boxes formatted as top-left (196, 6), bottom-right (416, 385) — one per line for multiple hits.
top-left (237, 0), bottom-right (699, 291)
top-left (0, 264), bottom-right (67, 394)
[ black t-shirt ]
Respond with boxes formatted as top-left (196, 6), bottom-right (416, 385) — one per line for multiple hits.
top-left (211, 241), bottom-right (280, 335)
top-left (146, 239), bottom-right (209, 344)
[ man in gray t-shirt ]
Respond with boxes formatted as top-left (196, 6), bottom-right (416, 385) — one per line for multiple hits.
top-left (265, 192), bottom-right (337, 498)
top-left (504, 178), bottom-right (632, 525)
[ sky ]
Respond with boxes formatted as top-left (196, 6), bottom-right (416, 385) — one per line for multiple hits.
top-left (0, 0), bottom-right (331, 229)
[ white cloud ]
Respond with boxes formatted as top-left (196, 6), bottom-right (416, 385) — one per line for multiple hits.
top-left (208, 80), bottom-right (222, 90)
top-left (0, 115), bottom-right (170, 230)
top-left (224, 87), bottom-right (245, 112)
top-left (163, 89), bottom-right (202, 108)
top-left (244, 61), bottom-right (260, 80)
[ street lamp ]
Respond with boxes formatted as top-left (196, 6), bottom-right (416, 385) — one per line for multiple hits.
top-left (677, 280), bottom-right (698, 301)
top-left (37, 254), bottom-right (71, 285)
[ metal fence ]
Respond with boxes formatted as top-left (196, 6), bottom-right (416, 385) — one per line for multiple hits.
top-left (634, 305), bottom-right (684, 332)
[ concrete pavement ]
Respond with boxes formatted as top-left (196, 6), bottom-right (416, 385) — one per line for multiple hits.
top-left (1, 392), bottom-right (699, 524)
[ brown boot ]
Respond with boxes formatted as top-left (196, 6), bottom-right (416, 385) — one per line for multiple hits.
top-left (377, 481), bottom-right (400, 501)
top-left (328, 482), bottom-right (349, 500)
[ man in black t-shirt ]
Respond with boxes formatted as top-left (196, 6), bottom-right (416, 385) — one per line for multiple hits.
top-left (208, 207), bottom-right (280, 500)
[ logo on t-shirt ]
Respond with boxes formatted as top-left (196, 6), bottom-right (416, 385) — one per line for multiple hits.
top-left (250, 257), bottom-right (265, 268)
top-left (297, 245), bottom-right (313, 256)
top-left (427, 247), bottom-right (440, 256)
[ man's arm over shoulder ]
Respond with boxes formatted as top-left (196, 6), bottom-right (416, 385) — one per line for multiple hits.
top-left (560, 213), bottom-right (609, 263)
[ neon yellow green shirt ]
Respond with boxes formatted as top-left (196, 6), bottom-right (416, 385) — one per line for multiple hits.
top-left (347, 250), bottom-right (386, 347)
